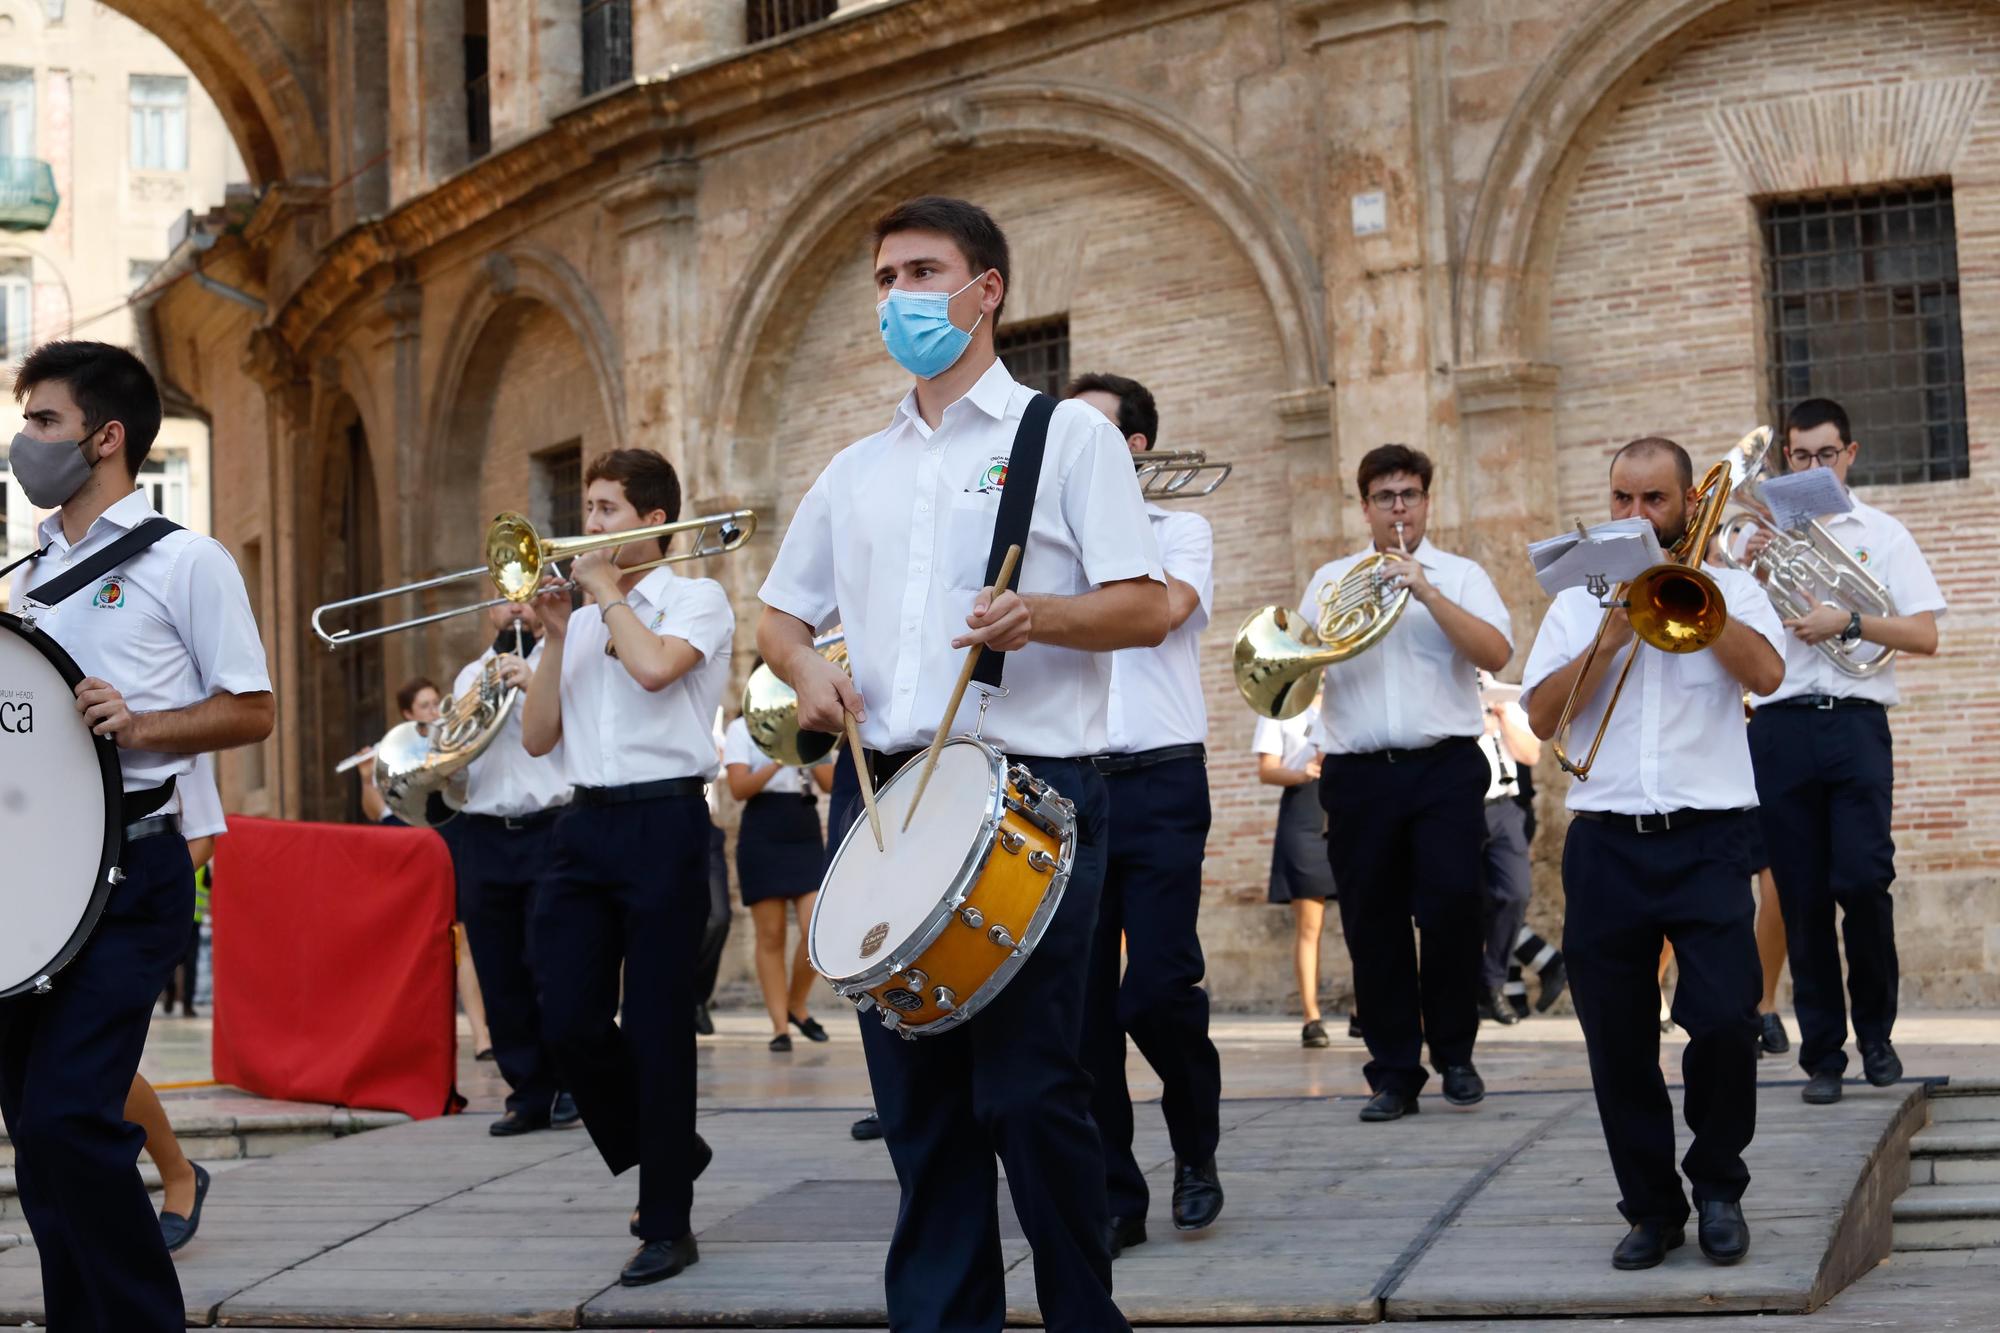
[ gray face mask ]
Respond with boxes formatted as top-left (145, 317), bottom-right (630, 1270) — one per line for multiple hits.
top-left (7, 429), bottom-right (99, 508)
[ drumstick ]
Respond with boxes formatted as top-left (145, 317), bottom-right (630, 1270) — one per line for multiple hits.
top-left (844, 710), bottom-right (884, 853)
top-left (902, 543), bottom-right (1023, 832)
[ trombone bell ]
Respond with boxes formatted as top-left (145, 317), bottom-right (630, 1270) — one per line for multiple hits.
top-left (1626, 565), bottom-right (1727, 653)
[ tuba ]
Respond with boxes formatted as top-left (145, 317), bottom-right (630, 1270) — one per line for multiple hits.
top-left (741, 632), bottom-right (849, 766)
top-left (1232, 523), bottom-right (1413, 720)
top-left (1713, 426), bottom-right (1897, 678)
top-left (373, 625), bottom-right (530, 827)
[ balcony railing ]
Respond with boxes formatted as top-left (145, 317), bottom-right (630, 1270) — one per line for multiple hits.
top-left (747, 0), bottom-right (839, 44)
top-left (0, 158), bottom-right (59, 232)
top-left (581, 0), bottom-right (633, 96)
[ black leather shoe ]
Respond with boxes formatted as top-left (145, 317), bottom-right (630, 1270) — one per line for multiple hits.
top-left (1107, 1214), bottom-right (1147, 1259)
top-left (1612, 1219), bottom-right (1685, 1270)
top-left (1861, 1041), bottom-right (1903, 1087)
top-left (1536, 956), bottom-right (1568, 1013)
top-left (1484, 990), bottom-right (1521, 1026)
top-left (160, 1162), bottom-right (211, 1253)
top-left (791, 1013), bottom-right (830, 1043)
top-left (1442, 1064), bottom-right (1486, 1107)
top-left (1759, 1012), bottom-right (1789, 1055)
top-left (693, 1002), bottom-right (715, 1036)
top-left (551, 1092), bottom-right (581, 1129)
top-left (1802, 1070), bottom-right (1844, 1104)
top-left (1172, 1157), bottom-right (1223, 1231)
top-left (851, 1112), bottom-right (884, 1141)
top-left (1301, 1019), bottom-right (1329, 1049)
top-left (620, 1233), bottom-right (698, 1286)
top-left (1697, 1199), bottom-right (1749, 1264)
top-left (489, 1110), bottom-right (549, 1137)
top-left (1359, 1088), bottom-right (1418, 1122)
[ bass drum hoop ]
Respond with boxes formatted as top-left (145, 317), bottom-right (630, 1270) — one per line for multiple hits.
top-left (0, 613), bottom-right (124, 1000)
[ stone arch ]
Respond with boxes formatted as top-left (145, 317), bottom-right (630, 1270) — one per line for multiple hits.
top-left (703, 80), bottom-right (1326, 497)
top-left (98, 0), bottom-right (325, 184)
top-left (1456, 0), bottom-right (1763, 368)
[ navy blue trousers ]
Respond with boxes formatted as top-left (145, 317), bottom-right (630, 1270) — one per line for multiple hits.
top-left (1318, 738), bottom-right (1487, 1097)
top-left (1749, 706), bottom-right (1898, 1078)
top-left (0, 832), bottom-right (193, 1331)
top-left (839, 753), bottom-right (1128, 1333)
top-left (532, 795), bottom-right (707, 1241)
top-left (1562, 812), bottom-right (1761, 1225)
top-left (452, 813), bottom-right (562, 1118)
top-left (1082, 757), bottom-right (1221, 1222)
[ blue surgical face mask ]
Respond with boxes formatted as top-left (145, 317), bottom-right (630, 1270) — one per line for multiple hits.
top-left (877, 272), bottom-right (988, 380)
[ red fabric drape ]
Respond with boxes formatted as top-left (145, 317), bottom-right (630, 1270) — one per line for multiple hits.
top-left (211, 816), bottom-right (458, 1120)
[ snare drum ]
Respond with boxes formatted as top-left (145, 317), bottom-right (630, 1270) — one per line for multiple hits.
top-left (0, 614), bottom-right (125, 998)
top-left (810, 737), bottom-right (1074, 1037)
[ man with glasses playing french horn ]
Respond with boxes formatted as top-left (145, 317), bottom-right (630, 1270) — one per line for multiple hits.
top-left (1522, 436), bottom-right (1785, 1272)
top-left (1736, 399), bottom-right (1943, 1106)
top-left (1301, 443), bottom-right (1513, 1124)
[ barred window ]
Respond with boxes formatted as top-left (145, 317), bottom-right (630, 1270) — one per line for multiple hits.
top-left (580, 0), bottom-right (633, 97)
top-left (1762, 186), bottom-right (1968, 486)
top-left (997, 317), bottom-right (1070, 399)
top-left (747, 0), bottom-right (839, 44)
top-left (464, 0), bottom-right (490, 160)
top-left (534, 443), bottom-right (584, 539)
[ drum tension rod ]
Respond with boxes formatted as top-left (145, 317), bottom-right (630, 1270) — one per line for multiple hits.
top-left (998, 830), bottom-right (1026, 854)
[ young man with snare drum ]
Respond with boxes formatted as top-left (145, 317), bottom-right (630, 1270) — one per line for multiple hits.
top-left (757, 196), bottom-right (1166, 1333)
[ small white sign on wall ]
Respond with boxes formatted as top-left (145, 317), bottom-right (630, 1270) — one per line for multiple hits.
top-left (1351, 191), bottom-right (1388, 237)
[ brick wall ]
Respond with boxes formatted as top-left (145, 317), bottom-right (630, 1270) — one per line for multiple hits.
top-left (1545, 0), bottom-right (2000, 1004)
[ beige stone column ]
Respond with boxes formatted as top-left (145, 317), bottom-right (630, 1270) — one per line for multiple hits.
top-left (241, 330), bottom-right (310, 819)
top-left (326, 0), bottom-right (391, 230)
top-left (604, 155), bottom-right (700, 481)
top-left (1455, 361), bottom-right (1562, 673)
top-left (387, 0), bottom-right (468, 203)
top-left (489, 0), bottom-right (584, 145)
top-left (634, 0), bottom-right (740, 75)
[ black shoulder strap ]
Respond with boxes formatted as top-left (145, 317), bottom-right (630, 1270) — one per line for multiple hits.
top-left (23, 517), bottom-right (183, 609)
top-left (972, 393), bottom-right (1056, 689)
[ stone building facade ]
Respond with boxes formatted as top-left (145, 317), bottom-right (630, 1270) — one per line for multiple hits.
top-left (123, 0), bottom-right (2000, 1008)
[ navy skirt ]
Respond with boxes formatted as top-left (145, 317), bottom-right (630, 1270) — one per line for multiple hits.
top-left (737, 791), bottom-right (825, 905)
top-left (1268, 784), bottom-right (1338, 903)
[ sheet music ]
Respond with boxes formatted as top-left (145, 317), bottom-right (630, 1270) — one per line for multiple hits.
top-left (1757, 468), bottom-right (1852, 532)
top-left (1527, 518), bottom-right (1664, 598)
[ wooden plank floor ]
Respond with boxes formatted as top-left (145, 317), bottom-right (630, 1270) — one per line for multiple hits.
top-left (0, 1078), bottom-right (1919, 1328)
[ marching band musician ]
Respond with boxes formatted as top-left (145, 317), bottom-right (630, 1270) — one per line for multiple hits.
top-left (522, 448), bottom-right (731, 1287)
top-left (1743, 399), bottom-right (1943, 1105)
top-left (1066, 371), bottom-right (1225, 1253)
top-left (1521, 436), bottom-right (1784, 1271)
top-left (1301, 443), bottom-right (1512, 1123)
top-left (757, 196), bottom-right (1165, 1333)
top-left (448, 600), bottom-right (579, 1137)
top-left (3, 341), bottom-right (273, 1330)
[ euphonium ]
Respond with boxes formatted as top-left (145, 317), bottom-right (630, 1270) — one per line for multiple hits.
top-left (1551, 461), bottom-right (1734, 780)
top-left (741, 633), bottom-right (849, 766)
top-left (374, 625), bottom-right (529, 827)
top-left (1232, 524), bottom-right (1413, 720)
top-left (1713, 426), bottom-right (1897, 678)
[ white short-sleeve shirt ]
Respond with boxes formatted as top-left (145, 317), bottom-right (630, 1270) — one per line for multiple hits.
top-left (1521, 566), bottom-right (1785, 814)
top-left (9, 491), bottom-right (272, 795)
top-left (1252, 706), bottom-right (1321, 775)
top-left (721, 714), bottom-right (831, 795)
top-left (758, 360), bottom-right (1164, 758)
top-left (1298, 542), bottom-right (1513, 755)
top-left (558, 566), bottom-right (733, 787)
top-left (452, 634), bottom-right (572, 817)
top-left (1106, 504), bottom-right (1213, 753)
top-left (1748, 495), bottom-right (1946, 707)
top-left (179, 752), bottom-right (227, 840)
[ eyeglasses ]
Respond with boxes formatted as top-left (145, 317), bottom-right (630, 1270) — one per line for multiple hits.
top-left (1786, 447), bottom-right (1849, 469)
top-left (1366, 488), bottom-right (1427, 510)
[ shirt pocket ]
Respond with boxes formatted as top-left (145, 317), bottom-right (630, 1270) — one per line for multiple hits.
top-left (946, 492), bottom-right (1002, 591)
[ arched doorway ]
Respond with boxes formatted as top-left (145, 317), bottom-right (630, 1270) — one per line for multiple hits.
top-left (305, 398), bottom-right (385, 822)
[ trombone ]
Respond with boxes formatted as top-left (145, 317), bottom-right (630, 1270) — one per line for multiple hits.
top-left (311, 508), bottom-right (757, 647)
top-left (1136, 450), bottom-right (1232, 500)
top-left (1551, 461), bottom-right (1734, 781)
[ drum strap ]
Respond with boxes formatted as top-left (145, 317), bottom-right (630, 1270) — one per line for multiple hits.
top-left (16, 517), bottom-right (182, 609)
top-left (971, 392), bottom-right (1055, 690)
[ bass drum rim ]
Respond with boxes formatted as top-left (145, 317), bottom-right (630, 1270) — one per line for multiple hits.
top-left (0, 612), bottom-right (124, 1000)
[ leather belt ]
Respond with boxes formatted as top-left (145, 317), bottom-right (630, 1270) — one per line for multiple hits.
top-left (1091, 743), bottom-right (1206, 774)
top-left (1761, 695), bottom-right (1885, 712)
top-left (467, 808), bottom-right (564, 831)
top-left (572, 778), bottom-right (705, 806)
top-left (123, 813), bottom-right (181, 843)
top-left (1572, 807), bottom-right (1747, 834)
top-left (1333, 735), bottom-right (1477, 766)
top-left (122, 778), bottom-right (178, 823)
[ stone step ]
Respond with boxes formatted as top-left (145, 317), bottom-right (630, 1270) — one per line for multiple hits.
top-left (1894, 1183), bottom-right (2000, 1221)
top-left (1927, 1095), bottom-right (2000, 1124)
top-left (1931, 1077), bottom-right (2000, 1098)
top-left (1909, 1124), bottom-right (2000, 1158)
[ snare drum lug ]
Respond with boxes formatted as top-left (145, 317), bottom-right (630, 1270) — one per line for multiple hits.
top-left (932, 986), bottom-right (958, 1012)
top-left (958, 906), bottom-right (984, 929)
top-left (901, 968), bottom-right (929, 993)
top-left (1027, 850), bottom-right (1058, 874)
top-left (987, 924), bottom-right (1018, 950)
top-left (31, 975), bottom-right (51, 995)
top-left (107, 866), bottom-right (126, 886)
top-left (998, 830), bottom-right (1026, 855)
top-left (879, 1007), bottom-right (902, 1031)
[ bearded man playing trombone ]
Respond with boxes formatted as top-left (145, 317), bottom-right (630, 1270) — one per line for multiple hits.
top-left (1521, 437), bottom-right (1784, 1272)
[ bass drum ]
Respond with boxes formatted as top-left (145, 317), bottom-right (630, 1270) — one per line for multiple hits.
top-left (0, 614), bottom-right (124, 998)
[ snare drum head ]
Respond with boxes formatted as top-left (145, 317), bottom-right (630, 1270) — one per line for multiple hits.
top-left (813, 739), bottom-right (1000, 980)
top-left (0, 616), bottom-right (120, 997)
